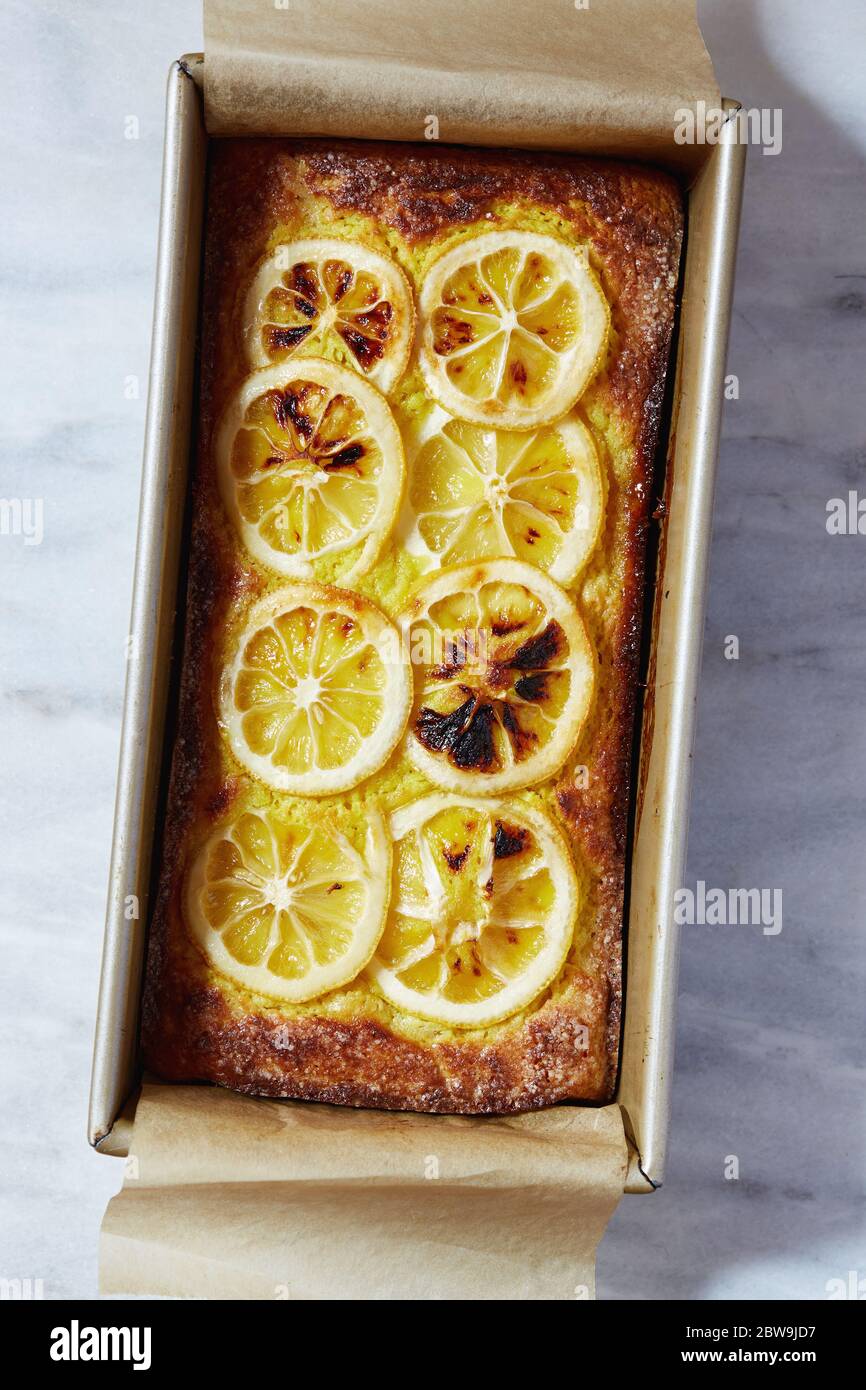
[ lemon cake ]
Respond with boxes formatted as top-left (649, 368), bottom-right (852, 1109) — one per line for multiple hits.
top-left (141, 138), bottom-right (683, 1112)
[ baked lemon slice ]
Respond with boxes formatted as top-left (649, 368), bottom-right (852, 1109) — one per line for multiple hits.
top-left (370, 793), bottom-right (577, 1027)
top-left (244, 238), bottom-right (414, 393)
top-left (399, 559), bottom-right (594, 795)
top-left (217, 359), bottom-right (404, 583)
top-left (402, 403), bottom-right (604, 583)
top-left (418, 231), bottom-right (609, 429)
top-left (187, 806), bottom-right (390, 1002)
top-left (219, 584), bottom-right (412, 795)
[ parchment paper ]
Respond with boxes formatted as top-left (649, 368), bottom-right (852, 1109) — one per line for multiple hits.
top-left (204, 0), bottom-right (719, 170)
top-left (101, 1084), bottom-right (628, 1299)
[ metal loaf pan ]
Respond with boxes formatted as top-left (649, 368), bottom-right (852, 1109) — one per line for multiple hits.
top-left (89, 56), bottom-right (745, 1192)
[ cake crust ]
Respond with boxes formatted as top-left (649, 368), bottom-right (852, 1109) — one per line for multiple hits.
top-left (141, 138), bottom-right (683, 1113)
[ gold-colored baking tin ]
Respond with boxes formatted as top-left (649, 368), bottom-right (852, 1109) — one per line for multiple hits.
top-left (88, 56), bottom-right (745, 1192)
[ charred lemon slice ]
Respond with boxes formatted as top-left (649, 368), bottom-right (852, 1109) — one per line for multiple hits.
top-left (370, 793), bottom-right (577, 1027)
top-left (399, 559), bottom-right (594, 795)
top-left (187, 806), bottom-right (390, 1002)
top-left (217, 359), bottom-right (404, 584)
top-left (219, 584), bottom-right (412, 795)
top-left (244, 238), bottom-right (415, 393)
top-left (402, 404), bottom-right (604, 583)
top-left (418, 231), bottom-right (609, 430)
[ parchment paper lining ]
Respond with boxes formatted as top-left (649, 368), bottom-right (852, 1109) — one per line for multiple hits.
top-left (101, 1084), bottom-right (628, 1299)
top-left (204, 0), bottom-right (719, 172)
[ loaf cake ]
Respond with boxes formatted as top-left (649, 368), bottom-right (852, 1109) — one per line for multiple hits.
top-left (141, 138), bottom-right (683, 1112)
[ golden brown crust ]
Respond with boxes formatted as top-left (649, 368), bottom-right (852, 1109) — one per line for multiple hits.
top-left (141, 138), bottom-right (683, 1113)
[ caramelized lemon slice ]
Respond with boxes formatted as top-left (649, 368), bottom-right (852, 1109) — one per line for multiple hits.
top-left (399, 559), bottom-right (594, 795)
top-left (418, 231), bottom-right (609, 429)
top-left (219, 584), bottom-right (411, 795)
top-left (370, 793), bottom-right (577, 1027)
top-left (217, 359), bottom-right (404, 584)
top-left (244, 238), bottom-right (415, 394)
top-left (187, 806), bottom-right (390, 1002)
top-left (402, 404), bottom-right (604, 583)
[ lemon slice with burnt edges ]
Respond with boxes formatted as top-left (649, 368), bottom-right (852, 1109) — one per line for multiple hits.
top-left (187, 806), bottom-right (390, 1002)
top-left (217, 359), bottom-right (404, 584)
top-left (370, 793), bottom-right (577, 1027)
top-left (219, 583), bottom-right (411, 795)
top-left (399, 558), bottom-right (594, 795)
top-left (402, 404), bottom-right (604, 583)
top-left (418, 231), bottom-right (609, 430)
top-left (244, 238), bottom-right (415, 394)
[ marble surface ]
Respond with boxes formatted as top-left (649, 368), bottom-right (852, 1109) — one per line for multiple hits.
top-left (1, 0), bottom-right (863, 1300)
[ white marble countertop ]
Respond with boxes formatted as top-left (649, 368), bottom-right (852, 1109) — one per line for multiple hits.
top-left (1, 0), bottom-right (863, 1300)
